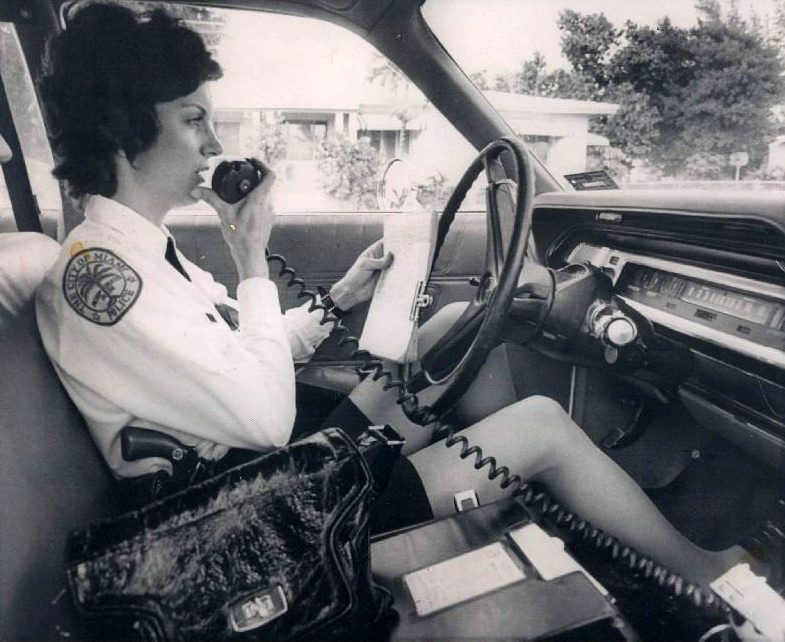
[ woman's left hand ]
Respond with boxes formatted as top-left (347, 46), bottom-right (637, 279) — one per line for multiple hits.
top-left (328, 240), bottom-right (393, 311)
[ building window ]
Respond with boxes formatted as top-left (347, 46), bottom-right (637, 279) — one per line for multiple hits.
top-left (521, 134), bottom-right (553, 162)
top-left (360, 130), bottom-right (401, 162)
top-left (284, 121), bottom-right (327, 160)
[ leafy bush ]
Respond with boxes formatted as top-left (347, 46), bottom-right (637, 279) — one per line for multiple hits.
top-left (747, 164), bottom-right (785, 181)
top-left (416, 173), bottom-right (455, 210)
top-left (245, 114), bottom-right (287, 167)
top-left (316, 136), bottom-right (381, 209)
top-left (683, 152), bottom-right (728, 180)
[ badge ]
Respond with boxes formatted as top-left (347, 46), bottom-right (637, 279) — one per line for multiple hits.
top-left (62, 248), bottom-right (142, 325)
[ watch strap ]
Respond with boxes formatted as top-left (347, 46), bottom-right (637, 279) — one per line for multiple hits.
top-left (317, 286), bottom-right (347, 319)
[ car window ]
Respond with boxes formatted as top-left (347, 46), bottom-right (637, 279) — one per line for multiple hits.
top-left (423, 0), bottom-right (785, 193)
top-left (104, 1), bottom-right (483, 217)
top-left (0, 23), bottom-right (63, 237)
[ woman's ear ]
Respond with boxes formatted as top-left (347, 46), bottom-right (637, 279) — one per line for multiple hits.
top-left (119, 148), bottom-right (145, 171)
top-left (113, 149), bottom-right (134, 188)
top-left (114, 148), bottom-right (137, 173)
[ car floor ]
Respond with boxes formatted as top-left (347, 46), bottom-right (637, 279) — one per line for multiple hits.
top-left (572, 371), bottom-right (779, 545)
top-left (555, 428), bottom-right (783, 641)
top-left (647, 433), bottom-right (781, 552)
top-left (569, 365), bottom-right (785, 593)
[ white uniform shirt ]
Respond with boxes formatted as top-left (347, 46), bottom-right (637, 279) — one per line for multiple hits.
top-left (36, 195), bottom-right (333, 478)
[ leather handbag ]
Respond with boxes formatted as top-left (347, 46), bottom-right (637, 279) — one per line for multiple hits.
top-left (65, 427), bottom-right (400, 641)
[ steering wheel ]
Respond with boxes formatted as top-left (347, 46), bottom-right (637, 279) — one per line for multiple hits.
top-left (408, 136), bottom-right (538, 421)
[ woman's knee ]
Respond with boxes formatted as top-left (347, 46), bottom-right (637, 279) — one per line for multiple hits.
top-left (511, 395), bottom-right (567, 421)
top-left (506, 395), bottom-right (584, 449)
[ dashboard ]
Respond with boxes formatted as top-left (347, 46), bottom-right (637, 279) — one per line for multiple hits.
top-left (532, 189), bottom-right (785, 469)
top-left (567, 244), bottom-right (785, 368)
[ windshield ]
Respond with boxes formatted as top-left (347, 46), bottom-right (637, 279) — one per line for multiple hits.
top-left (423, 0), bottom-right (785, 192)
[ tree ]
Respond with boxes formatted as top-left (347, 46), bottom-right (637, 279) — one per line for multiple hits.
top-left (608, 4), bottom-right (785, 175)
top-left (771, 0), bottom-right (785, 49)
top-left (558, 10), bottom-right (617, 88)
top-left (415, 173), bottom-right (454, 211)
top-left (245, 113), bottom-right (287, 167)
top-left (497, 4), bottom-right (785, 178)
top-left (535, 68), bottom-right (597, 101)
top-left (596, 84), bottom-right (661, 160)
top-left (367, 57), bottom-right (427, 154)
top-left (482, 55), bottom-right (596, 101)
top-left (469, 71), bottom-right (490, 90)
top-left (511, 53), bottom-right (548, 95)
top-left (595, 18), bottom-right (695, 168)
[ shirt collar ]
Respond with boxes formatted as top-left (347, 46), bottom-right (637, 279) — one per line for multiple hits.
top-left (84, 195), bottom-right (174, 258)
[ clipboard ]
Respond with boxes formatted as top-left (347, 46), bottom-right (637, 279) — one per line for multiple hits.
top-left (359, 209), bottom-right (438, 363)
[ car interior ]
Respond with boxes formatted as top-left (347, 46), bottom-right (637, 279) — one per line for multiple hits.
top-left (1, 0), bottom-right (784, 640)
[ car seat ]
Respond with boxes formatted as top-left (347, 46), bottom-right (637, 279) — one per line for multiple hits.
top-left (0, 232), bottom-right (118, 640)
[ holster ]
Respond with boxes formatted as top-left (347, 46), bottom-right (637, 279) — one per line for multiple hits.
top-left (116, 427), bottom-right (216, 510)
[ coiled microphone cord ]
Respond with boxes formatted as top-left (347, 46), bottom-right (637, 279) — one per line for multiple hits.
top-left (266, 250), bottom-right (732, 622)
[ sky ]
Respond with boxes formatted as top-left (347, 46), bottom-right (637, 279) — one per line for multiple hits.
top-left (212, 11), bottom-right (379, 108)
top-left (422, 0), bottom-right (780, 74)
top-left (210, 0), bottom-right (781, 109)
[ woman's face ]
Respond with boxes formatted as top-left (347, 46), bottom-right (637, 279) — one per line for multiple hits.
top-left (128, 82), bottom-right (222, 210)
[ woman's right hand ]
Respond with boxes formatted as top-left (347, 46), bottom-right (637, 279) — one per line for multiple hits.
top-left (190, 164), bottom-right (276, 281)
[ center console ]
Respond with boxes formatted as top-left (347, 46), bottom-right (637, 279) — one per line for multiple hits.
top-left (371, 499), bottom-right (637, 641)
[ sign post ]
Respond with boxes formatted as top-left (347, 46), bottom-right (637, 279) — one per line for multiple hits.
top-left (729, 151), bottom-right (749, 181)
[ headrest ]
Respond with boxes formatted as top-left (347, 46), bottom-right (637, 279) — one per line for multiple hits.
top-left (0, 232), bottom-right (61, 323)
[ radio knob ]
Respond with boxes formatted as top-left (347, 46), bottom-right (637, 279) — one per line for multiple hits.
top-left (605, 317), bottom-right (637, 347)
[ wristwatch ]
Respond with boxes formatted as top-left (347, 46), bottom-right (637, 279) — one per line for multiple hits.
top-left (317, 286), bottom-right (348, 319)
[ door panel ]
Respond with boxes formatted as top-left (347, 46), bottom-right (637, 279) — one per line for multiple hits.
top-left (167, 210), bottom-right (487, 364)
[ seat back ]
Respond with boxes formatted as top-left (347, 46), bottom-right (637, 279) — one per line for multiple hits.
top-left (0, 233), bottom-right (118, 640)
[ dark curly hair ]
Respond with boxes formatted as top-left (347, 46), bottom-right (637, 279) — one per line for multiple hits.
top-left (39, 3), bottom-right (223, 198)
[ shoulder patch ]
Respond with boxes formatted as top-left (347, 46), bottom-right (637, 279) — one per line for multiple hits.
top-left (62, 248), bottom-right (142, 325)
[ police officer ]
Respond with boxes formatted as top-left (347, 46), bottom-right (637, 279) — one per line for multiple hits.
top-left (37, 2), bottom-right (748, 588)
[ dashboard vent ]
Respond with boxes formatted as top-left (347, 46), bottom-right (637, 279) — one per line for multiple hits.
top-left (590, 211), bottom-right (785, 260)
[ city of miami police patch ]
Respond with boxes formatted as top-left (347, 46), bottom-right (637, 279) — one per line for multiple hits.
top-left (62, 248), bottom-right (142, 325)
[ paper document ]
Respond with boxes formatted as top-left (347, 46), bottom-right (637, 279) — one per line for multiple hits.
top-left (404, 542), bottom-right (526, 617)
top-left (359, 210), bottom-right (438, 362)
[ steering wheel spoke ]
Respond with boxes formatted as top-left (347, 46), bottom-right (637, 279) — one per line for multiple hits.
top-left (413, 137), bottom-right (538, 421)
top-left (420, 297), bottom-right (489, 385)
top-left (484, 183), bottom-right (505, 279)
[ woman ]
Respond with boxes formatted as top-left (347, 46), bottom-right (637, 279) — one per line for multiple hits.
top-left (36, 2), bottom-right (746, 587)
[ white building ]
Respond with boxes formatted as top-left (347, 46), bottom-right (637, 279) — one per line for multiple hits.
top-left (210, 69), bottom-right (618, 210)
top-left (483, 91), bottom-right (617, 177)
top-left (213, 90), bottom-right (617, 179)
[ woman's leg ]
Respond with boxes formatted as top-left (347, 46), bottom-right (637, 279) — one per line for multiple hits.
top-left (349, 302), bottom-right (518, 455)
top-left (407, 395), bottom-right (743, 586)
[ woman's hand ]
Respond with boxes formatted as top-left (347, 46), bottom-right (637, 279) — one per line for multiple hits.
top-left (329, 240), bottom-right (393, 310)
top-left (191, 163), bottom-right (276, 281)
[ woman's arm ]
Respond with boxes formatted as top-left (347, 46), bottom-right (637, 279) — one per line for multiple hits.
top-left (36, 263), bottom-right (298, 452)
